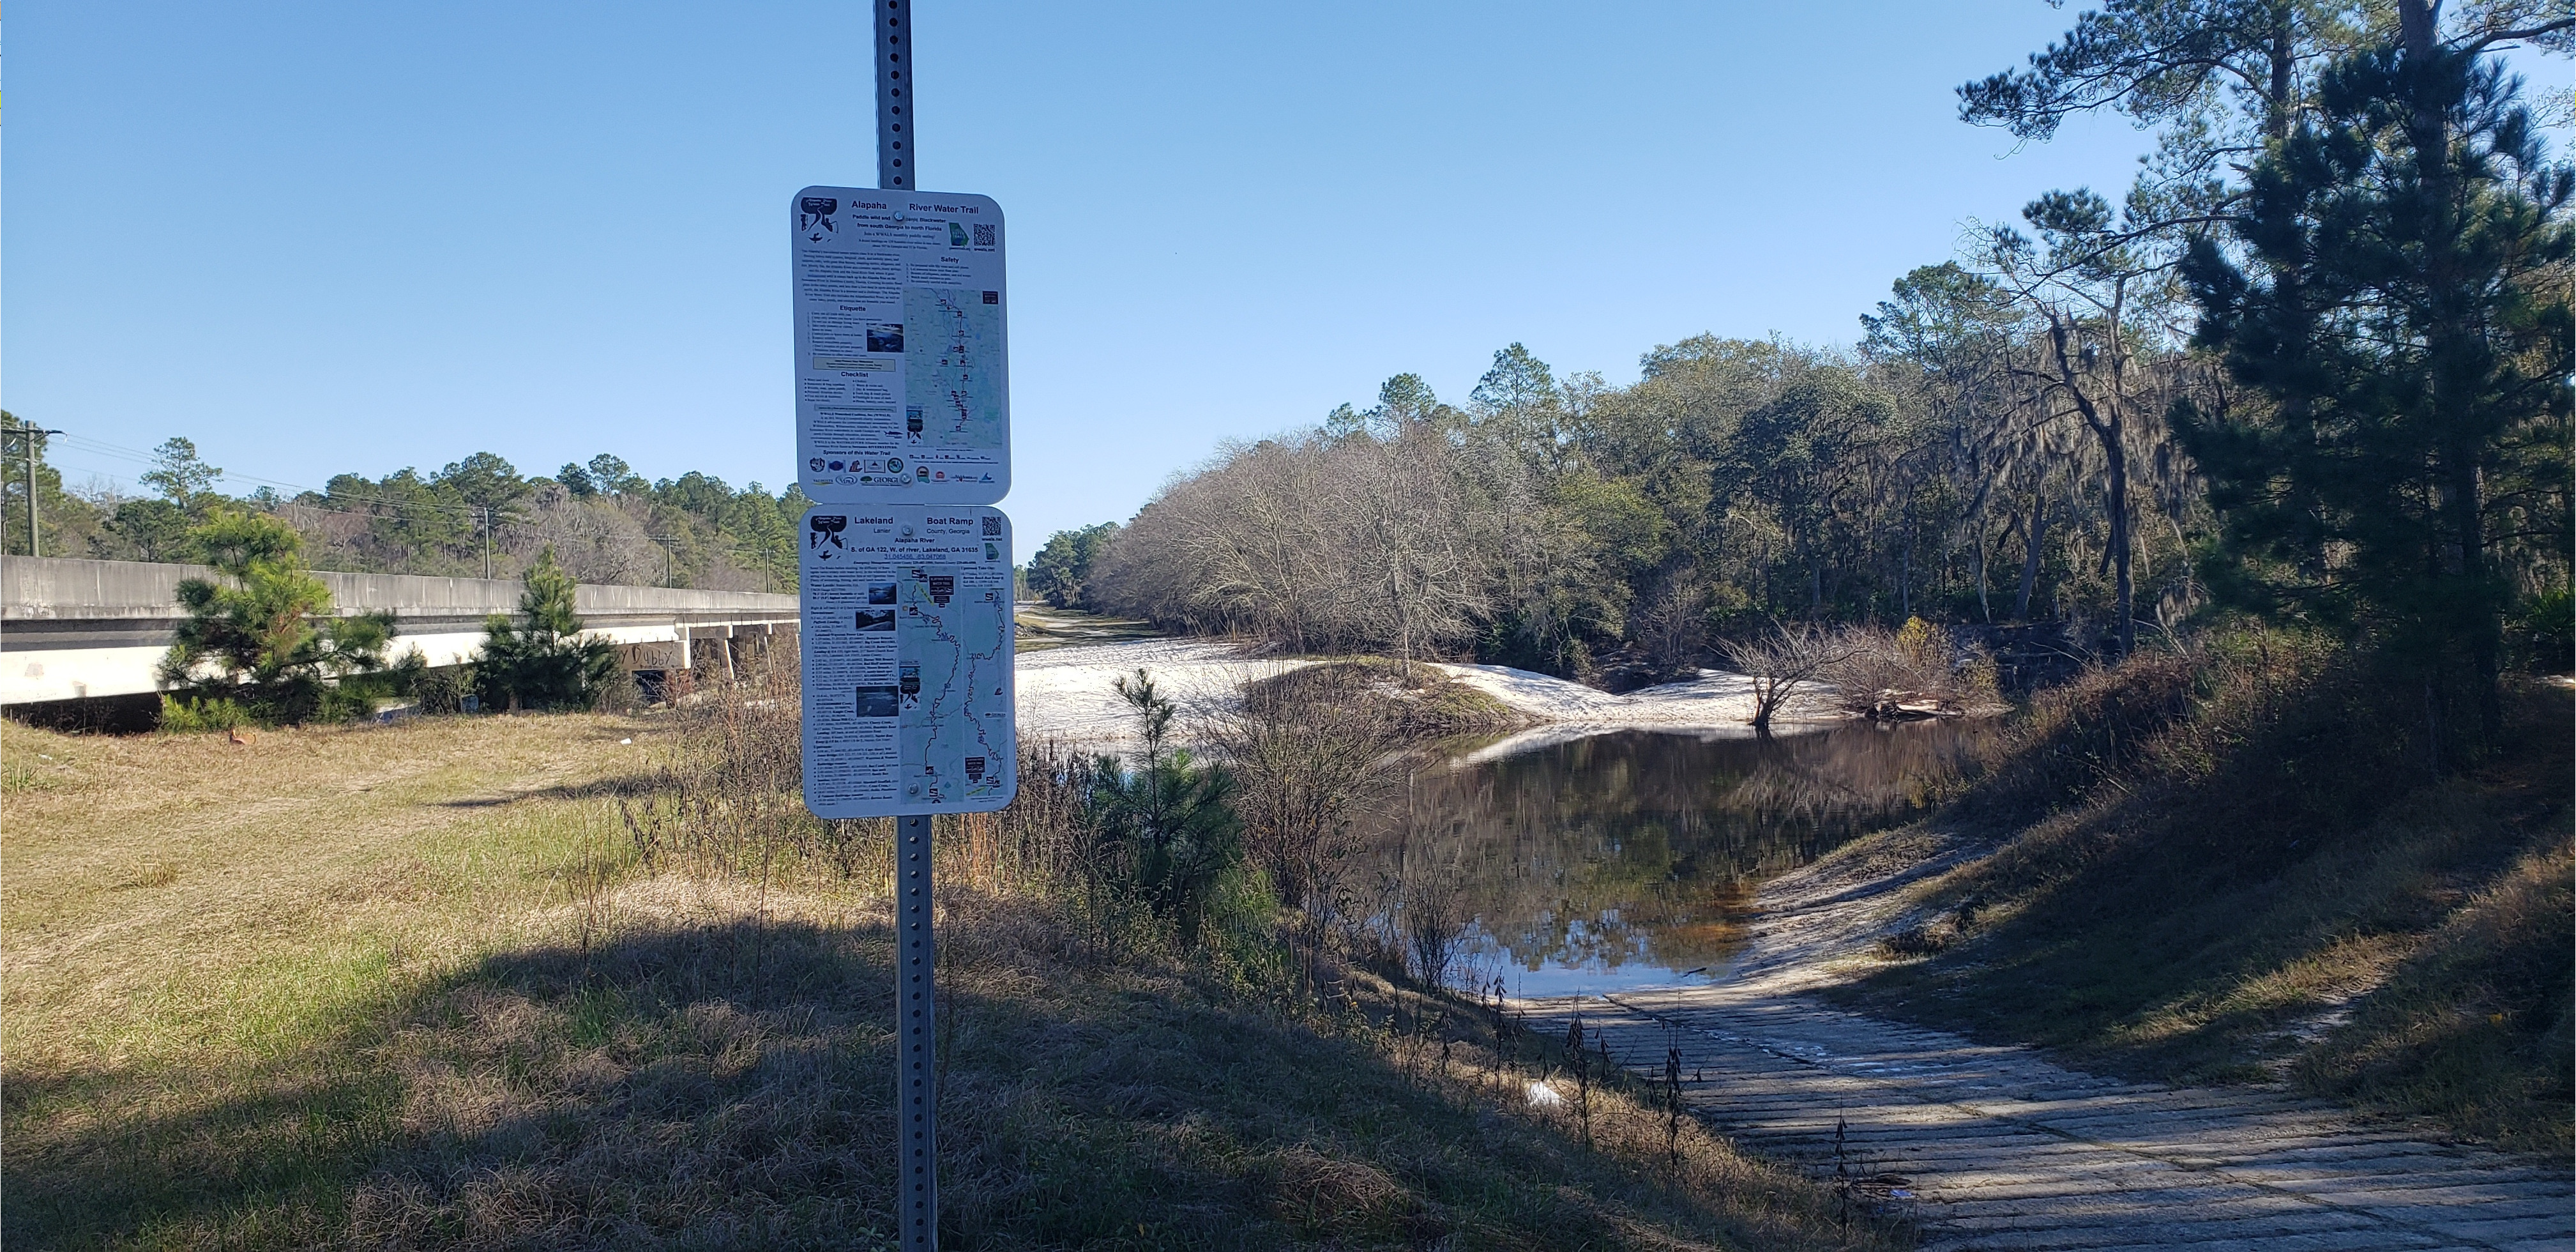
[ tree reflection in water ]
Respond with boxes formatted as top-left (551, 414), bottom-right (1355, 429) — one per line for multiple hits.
top-left (1361, 722), bottom-right (1988, 996)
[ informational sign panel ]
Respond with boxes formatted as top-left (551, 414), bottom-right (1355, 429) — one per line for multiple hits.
top-left (799, 504), bottom-right (1017, 817)
top-left (792, 188), bottom-right (1008, 504)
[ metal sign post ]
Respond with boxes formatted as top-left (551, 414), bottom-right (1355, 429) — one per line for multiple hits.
top-left (793, 6), bottom-right (1016, 1244)
top-left (882, 6), bottom-right (929, 1251)
top-left (895, 807), bottom-right (934, 1251)
top-left (880, 3), bottom-right (932, 1237)
top-left (876, 0), bottom-right (912, 192)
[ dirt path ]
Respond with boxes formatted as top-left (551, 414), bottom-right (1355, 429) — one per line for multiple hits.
top-left (1516, 837), bottom-right (2575, 1251)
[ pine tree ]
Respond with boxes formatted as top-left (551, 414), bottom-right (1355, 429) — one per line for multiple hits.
top-left (1087, 669), bottom-right (1241, 945)
top-left (473, 547), bottom-right (621, 711)
top-left (1027, 523), bottom-right (1116, 608)
top-left (139, 437), bottom-right (224, 508)
top-left (2176, 32), bottom-right (2572, 756)
top-left (156, 511), bottom-right (398, 725)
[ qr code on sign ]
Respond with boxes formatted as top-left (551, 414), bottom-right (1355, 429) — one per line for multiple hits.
top-left (981, 515), bottom-right (1002, 537)
top-left (973, 224), bottom-right (995, 246)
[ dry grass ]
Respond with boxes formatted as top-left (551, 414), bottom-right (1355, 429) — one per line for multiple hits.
top-left (2298, 836), bottom-right (2575, 1154)
top-left (3, 711), bottom-right (660, 1247)
top-left (1834, 642), bottom-right (2573, 1154)
top-left (1243, 658), bottom-right (1525, 740)
top-left (4, 712), bottom-right (654, 1076)
top-left (1817, 619), bottom-right (1999, 719)
top-left (3, 705), bottom-right (1898, 1250)
top-left (328, 892), bottom-right (1900, 1251)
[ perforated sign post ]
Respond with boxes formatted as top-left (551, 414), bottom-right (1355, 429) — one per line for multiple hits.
top-left (793, 4), bottom-right (1013, 1248)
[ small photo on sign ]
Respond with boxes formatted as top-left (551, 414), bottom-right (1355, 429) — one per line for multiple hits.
top-left (867, 582), bottom-right (898, 605)
top-left (855, 609), bottom-right (896, 632)
top-left (867, 323), bottom-right (904, 353)
top-left (854, 685), bottom-right (900, 717)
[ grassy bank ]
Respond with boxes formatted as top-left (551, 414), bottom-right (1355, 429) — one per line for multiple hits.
top-left (1243, 658), bottom-right (1527, 739)
top-left (1011, 604), bottom-right (1162, 653)
top-left (2, 710), bottom-right (1895, 1250)
top-left (1828, 639), bottom-right (2573, 1156)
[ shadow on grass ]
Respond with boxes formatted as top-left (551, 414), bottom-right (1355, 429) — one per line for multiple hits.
top-left (1836, 661), bottom-right (2573, 1150)
top-left (10, 903), bottom-right (1886, 1251)
top-left (4, 1051), bottom-right (405, 1249)
top-left (434, 774), bottom-right (674, 808)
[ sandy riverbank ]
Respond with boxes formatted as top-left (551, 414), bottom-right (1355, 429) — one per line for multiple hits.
top-left (1013, 637), bottom-right (1840, 752)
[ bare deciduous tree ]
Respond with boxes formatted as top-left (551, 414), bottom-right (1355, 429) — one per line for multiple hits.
top-left (1718, 623), bottom-right (1854, 734)
top-left (1204, 664), bottom-right (1405, 937)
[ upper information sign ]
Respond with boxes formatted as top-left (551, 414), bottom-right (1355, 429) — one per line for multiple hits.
top-left (792, 188), bottom-right (1008, 503)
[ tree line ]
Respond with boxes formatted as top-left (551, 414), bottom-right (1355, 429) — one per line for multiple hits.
top-left (0, 425), bottom-right (808, 593)
top-left (1064, 0), bottom-right (2570, 756)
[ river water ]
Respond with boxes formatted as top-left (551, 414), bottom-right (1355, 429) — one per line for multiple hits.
top-left (1360, 722), bottom-right (1989, 998)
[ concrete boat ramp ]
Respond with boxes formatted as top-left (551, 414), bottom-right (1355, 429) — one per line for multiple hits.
top-left (1518, 988), bottom-right (2570, 1250)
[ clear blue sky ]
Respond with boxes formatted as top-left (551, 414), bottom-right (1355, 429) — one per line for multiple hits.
top-left (10, 2), bottom-right (2171, 545)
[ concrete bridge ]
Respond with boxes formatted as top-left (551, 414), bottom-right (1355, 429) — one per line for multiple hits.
top-left (1, 556), bottom-right (799, 709)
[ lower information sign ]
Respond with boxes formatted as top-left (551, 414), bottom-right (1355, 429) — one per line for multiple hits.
top-left (799, 505), bottom-right (1017, 817)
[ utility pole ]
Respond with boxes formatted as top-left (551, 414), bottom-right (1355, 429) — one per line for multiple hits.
top-left (10, 425), bottom-right (63, 558)
top-left (878, 3), bottom-right (935, 1249)
top-left (481, 507), bottom-right (494, 580)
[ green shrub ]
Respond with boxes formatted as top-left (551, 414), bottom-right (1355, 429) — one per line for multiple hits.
top-left (158, 695), bottom-right (251, 734)
top-left (2512, 584), bottom-right (2572, 675)
top-left (409, 666), bottom-right (466, 715)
